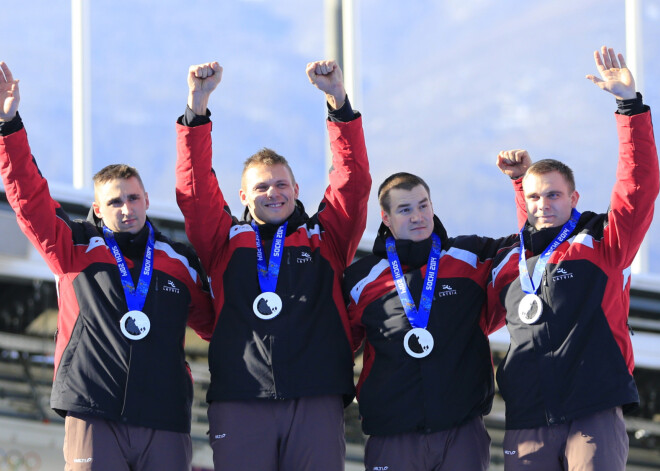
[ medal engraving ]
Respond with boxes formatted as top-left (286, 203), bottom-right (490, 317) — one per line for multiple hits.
top-left (120, 310), bottom-right (151, 340)
top-left (518, 293), bottom-right (543, 324)
top-left (253, 292), bottom-right (282, 320)
top-left (403, 328), bottom-right (434, 358)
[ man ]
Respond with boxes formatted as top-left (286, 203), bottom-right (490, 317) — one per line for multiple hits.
top-left (488, 46), bottom-right (659, 470)
top-left (342, 170), bottom-right (526, 471)
top-left (0, 61), bottom-right (214, 470)
top-left (175, 60), bottom-right (370, 470)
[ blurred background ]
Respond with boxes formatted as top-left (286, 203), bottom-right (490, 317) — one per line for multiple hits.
top-left (2, 0), bottom-right (659, 265)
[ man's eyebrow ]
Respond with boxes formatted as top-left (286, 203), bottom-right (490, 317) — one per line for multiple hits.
top-left (394, 197), bottom-right (428, 210)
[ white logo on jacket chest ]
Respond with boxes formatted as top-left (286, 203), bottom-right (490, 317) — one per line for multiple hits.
top-left (297, 251), bottom-right (312, 264)
top-left (552, 267), bottom-right (574, 282)
top-left (163, 279), bottom-right (180, 293)
top-left (437, 284), bottom-right (457, 297)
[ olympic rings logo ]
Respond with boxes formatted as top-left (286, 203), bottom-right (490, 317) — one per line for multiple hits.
top-left (0, 449), bottom-right (42, 471)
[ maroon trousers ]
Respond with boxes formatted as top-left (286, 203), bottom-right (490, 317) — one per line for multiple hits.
top-left (502, 407), bottom-right (628, 471)
top-left (63, 412), bottom-right (192, 470)
top-left (364, 416), bottom-right (491, 471)
top-left (207, 395), bottom-right (345, 471)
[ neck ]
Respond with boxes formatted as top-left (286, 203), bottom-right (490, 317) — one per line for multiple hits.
top-left (112, 224), bottom-right (150, 259)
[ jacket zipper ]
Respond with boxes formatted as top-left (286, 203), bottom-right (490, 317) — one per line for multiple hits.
top-left (120, 344), bottom-right (133, 416)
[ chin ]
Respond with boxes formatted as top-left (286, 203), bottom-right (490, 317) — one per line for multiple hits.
top-left (535, 223), bottom-right (554, 230)
top-left (266, 210), bottom-right (294, 225)
top-left (253, 214), bottom-right (279, 225)
top-left (409, 232), bottom-right (431, 242)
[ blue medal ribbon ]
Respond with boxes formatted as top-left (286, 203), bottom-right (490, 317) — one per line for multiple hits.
top-left (385, 233), bottom-right (441, 329)
top-left (103, 222), bottom-right (155, 312)
top-left (252, 221), bottom-right (287, 293)
top-left (518, 208), bottom-right (580, 294)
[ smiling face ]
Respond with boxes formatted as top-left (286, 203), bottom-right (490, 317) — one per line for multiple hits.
top-left (523, 170), bottom-right (579, 230)
top-left (240, 163), bottom-right (299, 225)
top-left (381, 184), bottom-right (434, 242)
top-left (92, 177), bottom-right (149, 234)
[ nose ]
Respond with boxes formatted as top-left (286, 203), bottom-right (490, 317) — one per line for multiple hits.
top-left (538, 197), bottom-right (549, 210)
top-left (266, 186), bottom-right (276, 198)
top-left (410, 209), bottom-right (422, 222)
top-left (121, 202), bottom-right (130, 215)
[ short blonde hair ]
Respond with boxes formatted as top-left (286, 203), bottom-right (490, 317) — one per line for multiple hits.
top-left (241, 148), bottom-right (296, 189)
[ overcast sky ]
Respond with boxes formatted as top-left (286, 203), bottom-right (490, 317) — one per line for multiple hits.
top-left (2, 0), bottom-right (660, 272)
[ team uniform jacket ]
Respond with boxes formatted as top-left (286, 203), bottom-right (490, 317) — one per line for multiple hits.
top-left (0, 116), bottom-right (214, 434)
top-left (175, 113), bottom-right (370, 403)
top-left (488, 107), bottom-right (659, 430)
top-left (343, 219), bottom-right (518, 436)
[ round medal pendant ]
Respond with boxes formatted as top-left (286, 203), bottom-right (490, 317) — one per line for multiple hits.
top-left (518, 293), bottom-right (543, 324)
top-left (403, 328), bottom-right (434, 358)
top-left (253, 292), bottom-right (283, 320)
top-left (120, 310), bottom-right (151, 340)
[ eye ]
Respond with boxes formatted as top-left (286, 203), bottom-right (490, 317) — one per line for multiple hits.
top-left (128, 195), bottom-right (140, 201)
top-left (277, 182), bottom-right (289, 189)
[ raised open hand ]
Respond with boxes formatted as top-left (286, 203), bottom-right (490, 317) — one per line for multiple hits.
top-left (0, 62), bottom-right (20, 122)
top-left (585, 46), bottom-right (636, 100)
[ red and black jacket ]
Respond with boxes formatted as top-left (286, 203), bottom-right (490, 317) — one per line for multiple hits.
top-left (488, 106), bottom-right (659, 430)
top-left (0, 116), bottom-right (214, 434)
top-left (343, 219), bottom-right (517, 436)
top-left (175, 108), bottom-right (370, 404)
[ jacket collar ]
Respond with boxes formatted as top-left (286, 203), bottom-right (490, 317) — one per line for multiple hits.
top-left (242, 200), bottom-right (309, 239)
top-left (373, 215), bottom-right (449, 269)
top-left (521, 213), bottom-right (586, 256)
top-left (87, 206), bottom-right (155, 258)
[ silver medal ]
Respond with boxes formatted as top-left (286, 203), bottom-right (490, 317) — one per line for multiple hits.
top-left (403, 328), bottom-right (434, 358)
top-left (120, 310), bottom-right (151, 340)
top-left (518, 293), bottom-right (543, 324)
top-left (253, 292), bottom-right (282, 320)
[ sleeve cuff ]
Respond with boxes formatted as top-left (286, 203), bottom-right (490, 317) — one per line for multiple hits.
top-left (178, 106), bottom-right (212, 127)
top-left (0, 112), bottom-right (24, 136)
top-left (328, 95), bottom-right (359, 123)
top-left (616, 92), bottom-right (647, 116)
